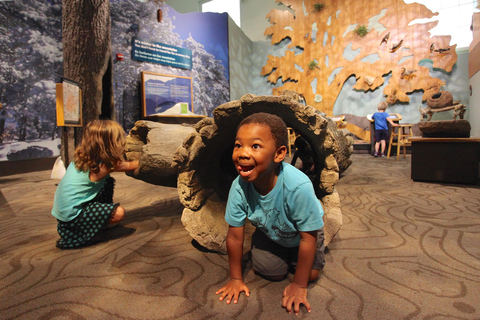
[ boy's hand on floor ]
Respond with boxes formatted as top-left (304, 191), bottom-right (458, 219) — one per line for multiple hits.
top-left (216, 279), bottom-right (250, 304)
top-left (282, 282), bottom-right (311, 315)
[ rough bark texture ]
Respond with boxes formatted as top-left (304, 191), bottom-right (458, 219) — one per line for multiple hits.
top-left (327, 118), bottom-right (353, 174)
top-left (181, 193), bottom-right (229, 253)
top-left (125, 121), bottom-right (196, 186)
top-left (62, 0), bottom-right (112, 163)
top-left (418, 120), bottom-right (471, 138)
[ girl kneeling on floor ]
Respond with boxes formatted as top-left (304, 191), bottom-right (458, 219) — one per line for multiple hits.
top-left (51, 120), bottom-right (139, 249)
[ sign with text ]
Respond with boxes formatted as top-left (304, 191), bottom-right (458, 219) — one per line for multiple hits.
top-left (132, 38), bottom-right (192, 69)
top-left (141, 71), bottom-right (193, 117)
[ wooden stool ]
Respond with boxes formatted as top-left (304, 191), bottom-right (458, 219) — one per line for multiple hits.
top-left (387, 124), bottom-right (413, 159)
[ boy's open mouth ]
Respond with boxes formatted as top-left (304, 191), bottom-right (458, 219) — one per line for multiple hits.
top-left (238, 165), bottom-right (254, 174)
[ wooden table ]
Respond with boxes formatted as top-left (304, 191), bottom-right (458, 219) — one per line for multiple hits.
top-left (410, 137), bottom-right (480, 184)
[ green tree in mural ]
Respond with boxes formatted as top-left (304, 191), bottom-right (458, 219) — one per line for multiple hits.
top-left (261, 0), bottom-right (457, 115)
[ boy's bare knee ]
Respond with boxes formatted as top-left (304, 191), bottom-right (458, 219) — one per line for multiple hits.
top-left (110, 206), bottom-right (125, 224)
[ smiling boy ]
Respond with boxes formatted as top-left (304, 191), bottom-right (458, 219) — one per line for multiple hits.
top-left (215, 113), bottom-right (325, 315)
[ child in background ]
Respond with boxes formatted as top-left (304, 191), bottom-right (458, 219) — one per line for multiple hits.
top-left (372, 101), bottom-right (397, 157)
top-left (51, 120), bottom-right (139, 249)
top-left (216, 113), bottom-right (325, 315)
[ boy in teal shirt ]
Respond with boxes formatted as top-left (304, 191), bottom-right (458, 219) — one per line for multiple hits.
top-left (216, 113), bottom-right (325, 315)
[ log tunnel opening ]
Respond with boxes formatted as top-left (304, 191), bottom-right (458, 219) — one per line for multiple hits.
top-left (290, 136), bottom-right (322, 194)
top-left (218, 143), bottom-right (237, 200)
top-left (211, 130), bottom-right (323, 202)
top-left (173, 94), bottom-right (341, 212)
top-left (127, 94), bottom-right (352, 253)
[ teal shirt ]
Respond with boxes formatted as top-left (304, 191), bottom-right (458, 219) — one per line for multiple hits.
top-left (225, 162), bottom-right (324, 247)
top-left (51, 162), bottom-right (107, 222)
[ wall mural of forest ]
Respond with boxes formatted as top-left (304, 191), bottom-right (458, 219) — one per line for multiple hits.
top-left (0, 0), bottom-right (62, 162)
top-left (111, 0), bottom-right (230, 130)
top-left (0, 0), bottom-right (230, 162)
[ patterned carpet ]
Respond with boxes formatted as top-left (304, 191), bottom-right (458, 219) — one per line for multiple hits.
top-left (1, 154), bottom-right (479, 319)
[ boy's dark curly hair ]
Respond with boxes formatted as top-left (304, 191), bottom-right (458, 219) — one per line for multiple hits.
top-left (238, 112), bottom-right (288, 148)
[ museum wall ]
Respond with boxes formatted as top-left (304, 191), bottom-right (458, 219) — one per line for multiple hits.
top-left (164, 0), bottom-right (199, 14)
top-left (242, 0), bottom-right (471, 133)
top-left (0, 0), bottom-right (63, 163)
top-left (169, 0), bottom-right (473, 135)
top-left (469, 12), bottom-right (480, 138)
top-left (470, 72), bottom-right (480, 138)
top-left (248, 43), bottom-right (469, 125)
top-left (0, 0), bottom-right (230, 164)
top-left (0, 0), bottom-right (476, 168)
top-left (240, 1), bottom-right (285, 42)
top-left (110, 1), bottom-right (230, 125)
top-left (332, 48), bottom-right (469, 125)
top-left (227, 17), bottom-right (254, 101)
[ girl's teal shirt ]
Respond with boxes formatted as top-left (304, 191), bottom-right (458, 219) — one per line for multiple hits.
top-left (52, 162), bottom-right (108, 222)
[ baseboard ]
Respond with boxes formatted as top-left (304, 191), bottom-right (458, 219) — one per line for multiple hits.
top-left (0, 157), bottom-right (57, 177)
top-left (353, 142), bottom-right (412, 155)
top-left (353, 142), bottom-right (371, 154)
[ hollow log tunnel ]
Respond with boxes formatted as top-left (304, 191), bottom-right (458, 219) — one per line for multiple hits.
top-left (126, 94), bottom-right (351, 253)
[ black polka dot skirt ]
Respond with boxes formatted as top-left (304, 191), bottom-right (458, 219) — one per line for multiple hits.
top-left (56, 177), bottom-right (118, 249)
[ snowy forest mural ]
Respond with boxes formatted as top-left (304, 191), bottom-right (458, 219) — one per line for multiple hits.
top-left (0, 0), bottom-right (230, 162)
top-left (0, 0), bottom-right (63, 161)
top-left (111, 0), bottom-right (230, 129)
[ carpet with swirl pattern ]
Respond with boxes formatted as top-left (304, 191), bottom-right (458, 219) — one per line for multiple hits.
top-left (1, 154), bottom-right (479, 319)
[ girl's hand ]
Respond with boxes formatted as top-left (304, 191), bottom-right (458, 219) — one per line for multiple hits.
top-left (216, 279), bottom-right (250, 304)
top-left (282, 282), bottom-right (310, 315)
top-left (114, 160), bottom-right (139, 172)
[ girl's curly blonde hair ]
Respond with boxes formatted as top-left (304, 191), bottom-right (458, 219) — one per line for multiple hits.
top-left (73, 120), bottom-right (126, 173)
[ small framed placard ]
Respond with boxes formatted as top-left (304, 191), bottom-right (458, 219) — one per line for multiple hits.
top-left (56, 78), bottom-right (82, 126)
top-left (141, 71), bottom-right (193, 117)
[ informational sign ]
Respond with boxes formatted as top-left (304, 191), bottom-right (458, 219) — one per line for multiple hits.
top-left (56, 78), bottom-right (82, 127)
top-left (141, 71), bottom-right (193, 117)
top-left (62, 79), bottom-right (81, 124)
top-left (132, 38), bottom-right (192, 70)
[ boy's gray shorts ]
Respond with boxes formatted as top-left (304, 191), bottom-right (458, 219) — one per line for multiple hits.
top-left (250, 227), bottom-right (325, 277)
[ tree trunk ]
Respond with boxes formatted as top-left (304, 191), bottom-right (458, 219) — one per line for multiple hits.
top-left (61, 0), bottom-right (112, 164)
